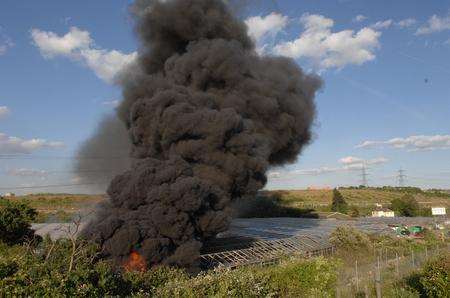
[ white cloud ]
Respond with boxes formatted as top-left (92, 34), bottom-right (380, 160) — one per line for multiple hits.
top-left (0, 27), bottom-right (14, 56)
top-left (0, 132), bottom-right (64, 154)
top-left (6, 168), bottom-right (48, 177)
top-left (370, 19), bottom-right (393, 30)
top-left (396, 18), bottom-right (417, 28)
top-left (416, 13), bottom-right (450, 35)
top-left (353, 15), bottom-right (367, 23)
top-left (245, 12), bottom-right (288, 54)
top-left (245, 13), bottom-right (288, 42)
top-left (292, 167), bottom-right (341, 175)
top-left (269, 156), bottom-right (387, 179)
top-left (80, 49), bottom-right (137, 83)
top-left (274, 14), bottom-right (381, 69)
top-left (0, 106), bottom-right (10, 119)
top-left (339, 156), bottom-right (388, 168)
top-left (101, 99), bottom-right (120, 108)
top-left (339, 156), bottom-right (364, 165)
top-left (31, 27), bottom-right (92, 57)
top-left (31, 27), bottom-right (137, 83)
top-left (356, 135), bottom-right (450, 151)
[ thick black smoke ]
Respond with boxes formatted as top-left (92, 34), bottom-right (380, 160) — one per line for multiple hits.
top-left (82, 0), bottom-right (321, 269)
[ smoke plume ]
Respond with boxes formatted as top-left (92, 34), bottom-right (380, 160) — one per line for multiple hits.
top-left (82, 0), bottom-right (321, 269)
top-left (74, 115), bottom-right (131, 193)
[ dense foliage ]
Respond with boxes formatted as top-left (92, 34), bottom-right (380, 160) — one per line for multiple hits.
top-left (329, 226), bottom-right (371, 253)
top-left (329, 225), bottom-right (441, 265)
top-left (0, 201), bottom-right (37, 245)
top-left (390, 194), bottom-right (420, 217)
top-left (399, 252), bottom-right (450, 297)
top-left (0, 237), bottom-right (340, 297)
top-left (330, 189), bottom-right (348, 214)
top-left (0, 238), bottom-right (189, 297)
top-left (158, 257), bottom-right (339, 297)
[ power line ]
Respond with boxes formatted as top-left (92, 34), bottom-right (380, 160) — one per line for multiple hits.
top-left (360, 164), bottom-right (369, 187)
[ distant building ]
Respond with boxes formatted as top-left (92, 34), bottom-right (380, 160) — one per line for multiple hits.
top-left (431, 207), bottom-right (446, 216)
top-left (372, 208), bottom-right (395, 218)
top-left (2, 192), bottom-right (15, 198)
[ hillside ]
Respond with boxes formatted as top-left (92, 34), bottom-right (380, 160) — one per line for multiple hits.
top-left (265, 188), bottom-right (450, 209)
top-left (2, 188), bottom-right (449, 222)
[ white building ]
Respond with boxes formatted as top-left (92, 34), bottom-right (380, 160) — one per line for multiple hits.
top-left (2, 192), bottom-right (15, 198)
top-left (372, 208), bottom-right (395, 218)
top-left (431, 207), bottom-right (446, 216)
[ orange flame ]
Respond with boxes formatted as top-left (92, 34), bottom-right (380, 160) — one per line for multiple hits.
top-left (123, 251), bottom-right (147, 272)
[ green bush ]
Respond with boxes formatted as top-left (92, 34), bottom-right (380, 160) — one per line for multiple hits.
top-left (348, 206), bottom-right (360, 217)
top-left (0, 238), bottom-right (188, 297)
top-left (329, 226), bottom-right (371, 253)
top-left (419, 252), bottom-right (450, 297)
top-left (390, 194), bottom-right (420, 217)
top-left (0, 261), bottom-right (18, 279)
top-left (157, 257), bottom-right (340, 297)
top-left (0, 201), bottom-right (37, 245)
top-left (399, 252), bottom-right (450, 298)
top-left (0, 237), bottom-right (342, 297)
top-left (331, 189), bottom-right (348, 214)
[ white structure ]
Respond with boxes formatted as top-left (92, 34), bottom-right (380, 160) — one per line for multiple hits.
top-left (371, 208), bottom-right (395, 218)
top-left (431, 207), bottom-right (446, 216)
top-left (2, 192), bottom-right (15, 197)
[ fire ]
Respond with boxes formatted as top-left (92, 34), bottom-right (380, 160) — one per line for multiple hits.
top-left (123, 251), bottom-right (147, 272)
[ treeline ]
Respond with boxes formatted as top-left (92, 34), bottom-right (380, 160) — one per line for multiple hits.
top-left (332, 189), bottom-right (433, 217)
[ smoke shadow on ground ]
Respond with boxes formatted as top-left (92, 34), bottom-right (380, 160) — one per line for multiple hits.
top-left (233, 192), bottom-right (319, 219)
top-left (201, 236), bottom-right (257, 254)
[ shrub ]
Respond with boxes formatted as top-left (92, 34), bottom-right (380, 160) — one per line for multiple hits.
top-left (399, 252), bottom-right (450, 297)
top-left (0, 261), bottom-right (18, 279)
top-left (157, 257), bottom-right (340, 297)
top-left (0, 237), bottom-right (342, 297)
top-left (331, 189), bottom-right (348, 214)
top-left (348, 206), bottom-right (360, 217)
top-left (329, 226), bottom-right (371, 253)
top-left (0, 201), bottom-right (37, 245)
top-left (419, 252), bottom-right (450, 297)
top-left (390, 194), bottom-right (420, 217)
top-left (0, 238), bottom-right (186, 297)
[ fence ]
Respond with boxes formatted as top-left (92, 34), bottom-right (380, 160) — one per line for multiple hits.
top-left (335, 245), bottom-right (447, 297)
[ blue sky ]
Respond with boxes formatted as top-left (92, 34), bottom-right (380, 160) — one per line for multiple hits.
top-left (0, 0), bottom-right (449, 194)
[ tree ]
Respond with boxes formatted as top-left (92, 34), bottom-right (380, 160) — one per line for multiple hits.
top-left (0, 202), bottom-right (37, 245)
top-left (348, 206), bottom-right (360, 218)
top-left (390, 194), bottom-right (420, 217)
top-left (331, 189), bottom-right (348, 214)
